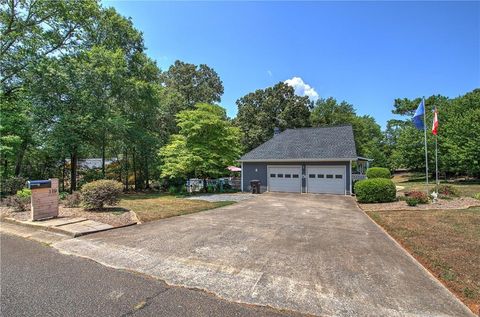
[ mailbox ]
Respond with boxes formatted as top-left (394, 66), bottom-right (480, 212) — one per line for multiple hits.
top-left (27, 180), bottom-right (52, 189)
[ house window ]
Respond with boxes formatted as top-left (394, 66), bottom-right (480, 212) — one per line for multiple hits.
top-left (335, 174), bottom-right (343, 179)
top-left (292, 174), bottom-right (299, 178)
top-left (309, 174), bottom-right (315, 178)
top-left (278, 174), bottom-right (283, 178)
top-left (326, 174), bottom-right (333, 179)
top-left (285, 174), bottom-right (291, 178)
top-left (318, 174), bottom-right (325, 178)
top-left (270, 174), bottom-right (276, 178)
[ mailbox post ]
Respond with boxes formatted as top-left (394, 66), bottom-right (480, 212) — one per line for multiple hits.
top-left (27, 178), bottom-right (59, 221)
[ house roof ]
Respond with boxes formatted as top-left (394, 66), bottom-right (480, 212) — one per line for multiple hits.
top-left (239, 125), bottom-right (357, 162)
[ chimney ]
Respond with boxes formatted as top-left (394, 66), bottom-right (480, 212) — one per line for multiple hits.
top-left (274, 127), bottom-right (281, 136)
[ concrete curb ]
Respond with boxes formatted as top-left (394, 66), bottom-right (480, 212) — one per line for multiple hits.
top-left (3, 217), bottom-right (137, 238)
top-left (356, 202), bottom-right (476, 317)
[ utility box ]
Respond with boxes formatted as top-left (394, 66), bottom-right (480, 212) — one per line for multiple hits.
top-left (28, 178), bottom-right (59, 221)
top-left (250, 180), bottom-right (261, 194)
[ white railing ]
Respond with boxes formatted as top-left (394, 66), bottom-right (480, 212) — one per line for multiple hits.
top-left (352, 173), bottom-right (367, 181)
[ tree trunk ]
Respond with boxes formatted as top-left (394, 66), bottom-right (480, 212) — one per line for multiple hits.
top-left (144, 154), bottom-right (150, 189)
top-left (14, 141), bottom-right (27, 176)
top-left (132, 148), bottom-right (138, 191)
top-left (101, 135), bottom-right (106, 178)
top-left (61, 157), bottom-right (66, 192)
top-left (124, 147), bottom-right (129, 191)
top-left (70, 148), bottom-right (78, 193)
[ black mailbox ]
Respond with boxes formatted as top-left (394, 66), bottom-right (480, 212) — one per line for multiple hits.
top-left (27, 180), bottom-right (51, 189)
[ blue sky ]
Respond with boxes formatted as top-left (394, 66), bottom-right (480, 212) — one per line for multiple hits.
top-left (103, 1), bottom-right (479, 128)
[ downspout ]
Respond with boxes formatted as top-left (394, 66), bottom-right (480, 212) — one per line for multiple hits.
top-left (241, 162), bottom-right (244, 192)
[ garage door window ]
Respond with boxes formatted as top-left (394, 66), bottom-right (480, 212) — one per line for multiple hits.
top-left (292, 174), bottom-right (299, 178)
top-left (317, 174), bottom-right (324, 178)
top-left (285, 174), bottom-right (291, 178)
top-left (278, 174), bottom-right (283, 178)
top-left (335, 174), bottom-right (343, 179)
top-left (270, 174), bottom-right (276, 178)
top-left (309, 174), bottom-right (315, 178)
top-left (326, 174), bottom-right (333, 179)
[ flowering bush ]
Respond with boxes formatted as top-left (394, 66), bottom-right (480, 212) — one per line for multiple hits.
top-left (404, 190), bottom-right (429, 204)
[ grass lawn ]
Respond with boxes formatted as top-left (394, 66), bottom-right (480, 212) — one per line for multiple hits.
top-left (392, 172), bottom-right (480, 197)
top-left (119, 193), bottom-right (235, 223)
top-left (366, 207), bottom-right (480, 314)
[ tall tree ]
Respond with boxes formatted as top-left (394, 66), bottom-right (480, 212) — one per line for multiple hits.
top-left (159, 104), bottom-right (241, 180)
top-left (161, 60), bottom-right (224, 110)
top-left (235, 82), bottom-right (312, 152)
top-left (0, 0), bottom-right (100, 94)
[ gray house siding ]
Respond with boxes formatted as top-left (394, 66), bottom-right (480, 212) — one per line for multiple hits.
top-left (242, 161), bottom-right (351, 194)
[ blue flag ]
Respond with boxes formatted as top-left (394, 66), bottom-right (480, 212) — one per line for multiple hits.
top-left (412, 99), bottom-right (425, 130)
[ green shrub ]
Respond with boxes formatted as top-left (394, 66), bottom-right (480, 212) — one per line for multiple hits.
top-left (168, 186), bottom-right (178, 194)
top-left (404, 191), bottom-right (429, 204)
top-left (64, 191), bottom-right (82, 208)
top-left (355, 178), bottom-right (396, 203)
top-left (16, 188), bottom-right (31, 198)
top-left (366, 167), bottom-right (391, 179)
top-left (406, 198), bottom-right (419, 206)
top-left (1, 177), bottom-right (27, 196)
top-left (81, 180), bottom-right (123, 210)
top-left (474, 193), bottom-right (480, 200)
top-left (437, 184), bottom-right (459, 197)
top-left (59, 191), bottom-right (69, 200)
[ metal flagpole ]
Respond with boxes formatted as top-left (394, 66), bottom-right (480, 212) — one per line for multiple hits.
top-left (435, 107), bottom-right (439, 192)
top-left (423, 97), bottom-right (429, 194)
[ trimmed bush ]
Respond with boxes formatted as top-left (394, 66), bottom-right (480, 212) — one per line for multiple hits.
top-left (366, 167), bottom-right (391, 179)
top-left (355, 178), bottom-right (396, 203)
top-left (437, 184), bottom-right (459, 197)
top-left (404, 190), bottom-right (429, 204)
top-left (81, 180), bottom-right (123, 210)
top-left (406, 197), bottom-right (419, 206)
top-left (64, 191), bottom-right (82, 208)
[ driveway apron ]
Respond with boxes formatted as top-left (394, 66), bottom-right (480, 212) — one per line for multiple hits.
top-left (53, 193), bottom-right (473, 317)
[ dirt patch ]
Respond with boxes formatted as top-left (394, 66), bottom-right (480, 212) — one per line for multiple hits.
top-left (1, 205), bottom-right (136, 227)
top-left (360, 197), bottom-right (480, 212)
top-left (366, 207), bottom-right (480, 314)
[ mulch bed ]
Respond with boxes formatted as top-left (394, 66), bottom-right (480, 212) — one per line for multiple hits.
top-left (360, 197), bottom-right (480, 212)
top-left (0, 205), bottom-right (137, 227)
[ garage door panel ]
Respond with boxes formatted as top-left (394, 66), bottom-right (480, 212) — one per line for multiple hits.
top-left (268, 166), bottom-right (301, 193)
top-left (307, 166), bottom-right (345, 194)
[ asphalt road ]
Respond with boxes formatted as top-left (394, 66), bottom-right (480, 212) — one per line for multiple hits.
top-left (0, 234), bottom-right (299, 317)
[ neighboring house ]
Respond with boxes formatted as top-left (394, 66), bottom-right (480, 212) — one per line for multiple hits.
top-left (239, 125), bottom-right (370, 195)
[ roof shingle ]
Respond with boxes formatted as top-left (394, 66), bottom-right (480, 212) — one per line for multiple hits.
top-left (239, 125), bottom-right (357, 161)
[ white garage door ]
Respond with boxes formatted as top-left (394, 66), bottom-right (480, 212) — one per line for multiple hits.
top-left (306, 166), bottom-right (345, 194)
top-left (268, 166), bottom-right (302, 193)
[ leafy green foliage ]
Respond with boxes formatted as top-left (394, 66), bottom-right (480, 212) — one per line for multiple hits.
top-left (0, 176), bottom-right (26, 196)
top-left (474, 193), bottom-right (480, 200)
top-left (235, 82), bottom-right (312, 151)
top-left (355, 178), bottom-right (396, 203)
top-left (366, 167), bottom-right (391, 179)
top-left (81, 180), bottom-right (123, 209)
top-left (406, 197), bottom-right (419, 206)
top-left (16, 188), bottom-right (31, 198)
top-left (159, 104), bottom-right (242, 179)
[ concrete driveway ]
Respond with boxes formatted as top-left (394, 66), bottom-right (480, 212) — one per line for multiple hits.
top-left (53, 193), bottom-right (473, 317)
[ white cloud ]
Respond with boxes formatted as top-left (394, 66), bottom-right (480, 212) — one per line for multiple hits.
top-left (267, 70), bottom-right (273, 77)
top-left (284, 77), bottom-right (319, 101)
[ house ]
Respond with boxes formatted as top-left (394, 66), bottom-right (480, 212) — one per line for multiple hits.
top-left (239, 125), bottom-right (370, 195)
